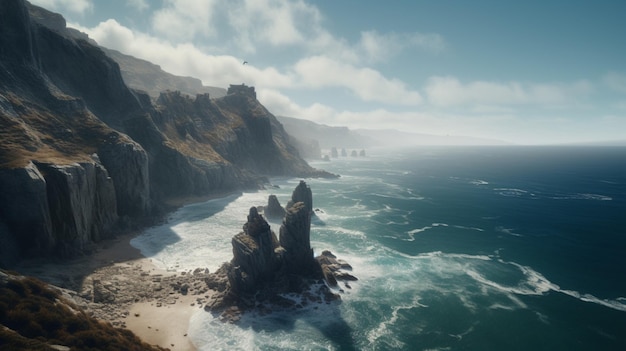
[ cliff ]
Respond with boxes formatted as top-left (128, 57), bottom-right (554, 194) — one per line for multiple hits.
top-left (0, 0), bottom-right (332, 266)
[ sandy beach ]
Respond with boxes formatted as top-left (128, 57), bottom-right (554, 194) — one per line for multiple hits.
top-left (16, 233), bottom-right (215, 351)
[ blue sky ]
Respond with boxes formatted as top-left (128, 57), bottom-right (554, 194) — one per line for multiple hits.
top-left (30, 0), bottom-right (626, 144)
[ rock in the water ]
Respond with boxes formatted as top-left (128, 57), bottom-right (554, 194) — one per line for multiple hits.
top-left (206, 181), bottom-right (353, 319)
top-left (286, 180), bottom-right (313, 213)
top-left (228, 207), bottom-right (279, 294)
top-left (279, 202), bottom-right (317, 277)
top-left (315, 250), bottom-right (358, 286)
top-left (265, 194), bottom-right (286, 219)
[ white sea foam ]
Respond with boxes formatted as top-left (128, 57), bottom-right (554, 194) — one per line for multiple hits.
top-left (496, 226), bottom-right (524, 237)
top-left (559, 290), bottom-right (626, 312)
top-left (470, 179), bottom-right (489, 186)
top-left (550, 193), bottom-right (612, 201)
top-left (366, 295), bottom-right (427, 349)
top-left (130, 149), bottom-right (626, 350)
top-left (493, 188), bottom-right (535, 198)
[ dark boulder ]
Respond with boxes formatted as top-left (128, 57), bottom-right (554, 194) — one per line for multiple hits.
top-left (264, 194), bottom-right (286, 219)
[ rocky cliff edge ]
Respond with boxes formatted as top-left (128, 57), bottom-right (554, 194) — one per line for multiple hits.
top-left (0, 0), bottom-right (334, 267)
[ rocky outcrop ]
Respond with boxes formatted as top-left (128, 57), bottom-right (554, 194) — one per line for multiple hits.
top-left (279, 202), bottom-right (316, 275)
top-left (227, 207), bottom-right (281, 294)
top-left (287, 180), bottom-right (313, 213)
top-left (205, 182), bottom-right (355, 321)
top-left (264, 195), bottom-right (286, 219)
top-left (316, 250), bottom-right (357, 288)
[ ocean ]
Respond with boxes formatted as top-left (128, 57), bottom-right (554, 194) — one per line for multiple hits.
top-left (131, 146), bottom-right (626, 350)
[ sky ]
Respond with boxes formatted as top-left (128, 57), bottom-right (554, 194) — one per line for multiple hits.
top-left (29, 0), bottom-right (626, 144)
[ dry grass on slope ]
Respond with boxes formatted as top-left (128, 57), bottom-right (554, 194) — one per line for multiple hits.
top-left (0, 271), bottom-right (168, 351)
top-left (0, 93), bottom-right (111, 169)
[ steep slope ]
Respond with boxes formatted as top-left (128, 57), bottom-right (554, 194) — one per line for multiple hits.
top-left (101, 47), bottom-right (227, 100)
top-left (0, 0), bottom-right (329, 266)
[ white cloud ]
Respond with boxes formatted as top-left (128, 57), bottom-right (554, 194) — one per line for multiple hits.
top-left (425, 76), bottom-right (592, 107)
top-left (604, 72), bottom-right (626, 93)
top-left (151, 0), bottom-right (219, 42)
top-left (28, 0), bottom-right (92, 15)
top-left (294, 56), bottom-right (423, 105)
top-left (141, 0), bottom-right (442, 67)
top-left (79, 19), bottom-right (423, 106)
top-left (226, 0), bottom-right (318, 51)
top-left (257, 89), bottom-right (335, 121)
top-left (126, 0), bottom-right (149, 12)
top-left (75, 19), bottom-right (294, 89)
top-left (358, 30), bottom-right (445, 62)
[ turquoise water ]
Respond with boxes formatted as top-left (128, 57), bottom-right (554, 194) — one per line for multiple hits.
top-left (132, 146), bottom-right (626, 350)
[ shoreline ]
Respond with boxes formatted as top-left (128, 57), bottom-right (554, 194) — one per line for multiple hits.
top-left (16, 233), bottom-right (210, 351)
top-left (13, 192), bottom-right (241, 351)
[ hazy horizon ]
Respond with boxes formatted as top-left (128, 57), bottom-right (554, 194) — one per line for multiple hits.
top-left (31, 0), bottom-right (626, 144)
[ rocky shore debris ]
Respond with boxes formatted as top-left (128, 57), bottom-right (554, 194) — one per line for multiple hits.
top-left (204, 181), bottom-right (357, 322)
top-left (61, 263), bottom-right (213, 329)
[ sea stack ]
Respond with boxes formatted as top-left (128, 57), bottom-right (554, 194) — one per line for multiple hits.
top-left (205, 181), bottom-right (356, 321)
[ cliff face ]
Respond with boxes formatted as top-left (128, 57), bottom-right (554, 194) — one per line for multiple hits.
top-left (0, 0), bottom-right (330, 267)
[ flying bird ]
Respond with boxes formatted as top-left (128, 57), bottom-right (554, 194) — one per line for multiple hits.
top-left (243, 61), bottom-right (248, 65)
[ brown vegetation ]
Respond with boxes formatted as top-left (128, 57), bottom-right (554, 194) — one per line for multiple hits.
top-left (0, 272), bottom-right (167, 351)
top-left (0, 93), bottom-right (108, 169)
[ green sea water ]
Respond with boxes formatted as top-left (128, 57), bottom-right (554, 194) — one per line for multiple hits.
top-left (133, 146), bottom-right (626, 350)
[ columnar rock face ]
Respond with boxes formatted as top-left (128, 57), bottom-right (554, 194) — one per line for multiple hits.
top-left (36, 160), bottom-right (118, 256)
top-left (279, 202), bottom-right (315, 276)
top-left (97, 133), bottom-right (150, 217)
top-left (224, 182), bottom-right (321, 297)
top-left (0, 158), bottom-right (119, 261)
top-left (227, 207), bottom-right (280, 293)
top-left (0, 162), bottom-right (53, 257)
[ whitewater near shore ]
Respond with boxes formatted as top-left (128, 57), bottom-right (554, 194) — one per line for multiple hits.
top-left (127, 146), bottom-right (626, 350)
top-left (15, 146), bottom-right (626, 351)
